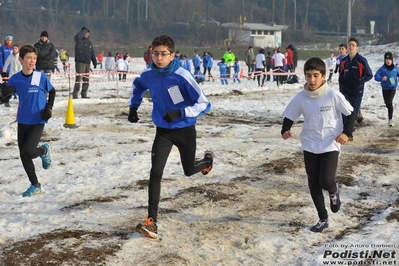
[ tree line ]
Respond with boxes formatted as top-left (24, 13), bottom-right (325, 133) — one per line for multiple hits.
top-left (0, 0), bottom-right (397, 56)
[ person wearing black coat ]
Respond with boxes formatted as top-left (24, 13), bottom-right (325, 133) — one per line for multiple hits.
top-left (33, 31), bottom-right (56, 79)
top-left (72, 27), bottom-right (97, 99)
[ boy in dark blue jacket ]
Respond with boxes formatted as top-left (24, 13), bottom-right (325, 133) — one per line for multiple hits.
top-left (128, 35), bottom-right (213, 239)
top-left (338, 37), bottom-right (372, 130)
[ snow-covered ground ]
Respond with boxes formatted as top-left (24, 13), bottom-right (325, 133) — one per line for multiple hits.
top-left (0, 43), bottom-right (398, 265)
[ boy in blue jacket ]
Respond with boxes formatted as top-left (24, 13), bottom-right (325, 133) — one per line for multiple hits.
top-left (374, 52), bottom-right (399, 127)
top-left (128, 35), bottom-right (213, 239)
top-left (1, 45), bottom-right (54, 197)
top-left (217, 58), bottom-right (228, 85)
top-left (194, 66), bottom-right (206, 84)
top-left (233, 58), bottom-right (241, 83)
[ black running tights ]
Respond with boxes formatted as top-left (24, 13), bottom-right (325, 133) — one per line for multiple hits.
top-left (382, 89), bottom-right (396, 120)
top-left (18, 124), bottom-right (45, 186)
top-left (148, 125), bottom-right (212, 222)
top-left (304, 151), bottom-right (339, 220)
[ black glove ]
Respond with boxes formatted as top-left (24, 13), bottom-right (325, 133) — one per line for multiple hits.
top-left (334, 69), bottom-right (337, 74)
top-left (349, 79), bottom-right (361, 88)
top-left (1, 85), bottom-right (14, 97)
top-left (41, 106), bottom-right (52, 120)
top-left (163, 109), bottom-right (181, 123)
top-left (93, 64), bottom-right (97, 69)
top-left (0, 95), bottom-right (9, 104)
top-left (128, 108), bottom-right (139, 123)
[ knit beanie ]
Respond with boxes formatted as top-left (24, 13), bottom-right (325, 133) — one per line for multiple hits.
top-left (384, 52), bottom-right (393, 60)
top-left (41, 31), bottom-right (49, 38)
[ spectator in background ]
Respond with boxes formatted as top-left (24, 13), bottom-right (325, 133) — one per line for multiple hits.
top-left (59, 48), bottom-right (69, 73)
top-left (233, 58), bottom-right (241, 83)
top-left (255, 48), bottom-right (266, 87)
top-left (183, 54), bottom-right (191, 73)
top-left (202, 51), bottom-right (209, 77)
top-left (272, 47), bottom-right (285, 86)
top-left (143, 46), bottom-right (152, 68)
top-left (0, 34), bottom-right (14, 77)
top-left (223, 47), bottom-right (235, 78)
top-left (97, 51), bottom-right (104, 69)
top-left (105, 51), bottom-right (116, 81)
top-left (292, 45), bottom-right (298, 72)
top-left (2, 44), bottom-right (21, 107)
top-left (286, 45), bottom-right (294, 73)
top-left (3, 44), bottom-right (22, 77)
top-left (325, 52), bottom-right (336, 83)
top-left (193, 49), bottom-right (201, 74)
top-left (217, 58), bottom-right (228, 85)
top-left (34, 31), bottom-right (56, 79)
top-left (73, 27), bottom-right (97, 99)
top-left (245, 46), bottom-right (255, 79)
top-left (206, 52), bottom-right (214, 81)
top-left (116, 53), bottom-right (127, 81)
top-left (265, 51), bottom-right (272, 82)
top-left (53, 49), bottom-right (60, 73)
top-left (194, 67), bottom-right (206, 84)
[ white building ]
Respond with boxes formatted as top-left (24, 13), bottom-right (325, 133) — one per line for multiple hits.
top-left (221, 22), bottom-right (288, 48)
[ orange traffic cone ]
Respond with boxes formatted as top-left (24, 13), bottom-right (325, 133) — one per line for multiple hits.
top-left (240, 67), bottom-right (244, 79)
top-left (63, 96), bottom-right (79, 128)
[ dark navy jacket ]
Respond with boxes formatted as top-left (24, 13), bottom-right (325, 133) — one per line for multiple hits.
top-left (74, 28), bottom-right (97, 66)
top-left (338, 53), bottom-right (373, 97)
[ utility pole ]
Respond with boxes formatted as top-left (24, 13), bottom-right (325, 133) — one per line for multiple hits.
top-left (293, 0), bottom-right (296, 30)
top-left (146, 0), bottom-right (148, 21)
top-left (347, 0), bottom-right (355, 43)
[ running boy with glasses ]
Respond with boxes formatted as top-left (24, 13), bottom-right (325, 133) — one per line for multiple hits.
top-left (128, 35), bottom-right (214, 238)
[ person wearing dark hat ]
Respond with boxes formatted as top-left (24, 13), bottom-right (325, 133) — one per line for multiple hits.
top-left (245, 46), bottom-right (255, 79)
top-left (33, 30), bottom-right (56, 79)
top-left (73, 27), bottom-right (97, 99)
top-left (374, 52), bottom-right (399, 127)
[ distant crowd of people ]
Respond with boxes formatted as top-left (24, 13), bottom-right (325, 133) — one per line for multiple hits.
top-left (244, 45), bottom-right (299, 87)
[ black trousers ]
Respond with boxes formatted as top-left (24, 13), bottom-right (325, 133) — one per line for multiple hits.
top-left (18, 124), bottom-right (45, 186)
top-left (382, 89), bottom-right (396, 120)
top-left (148, 125), bottom-right (212, 222)
top-left (304, 151), bottom-right (339, 220)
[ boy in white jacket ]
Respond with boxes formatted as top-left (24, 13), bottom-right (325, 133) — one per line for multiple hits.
top-left (4, 44), bottom-right (22, 77)
top-left (281, 57), bottom-right (355, 233)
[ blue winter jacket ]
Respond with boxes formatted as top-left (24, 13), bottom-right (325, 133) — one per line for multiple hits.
top-left (202, 55), bottom-right (209, 68)
top-left (129, 60), bottom-right (211, 129)
top-left (0, 43), bottom-right (12, 72)
top-left (206, 56), bottom-right (213, 69)
top-left (338, 53), bottom-right (373, 97)
top-left (374, 64), bottom-right (399, 90)
top-left (193, 55), bottom-right (201, 70)
top-left (217, 62), bottom-right (227, 74)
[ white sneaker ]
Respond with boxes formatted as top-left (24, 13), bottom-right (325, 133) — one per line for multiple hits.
top-left (388, 120), bottom-right (394, 127)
